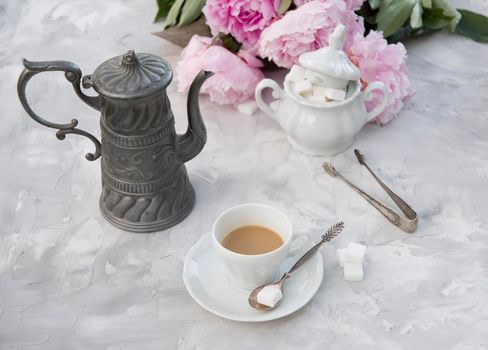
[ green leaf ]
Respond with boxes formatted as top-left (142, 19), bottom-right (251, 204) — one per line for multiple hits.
top-left (386, 25), bottom-right (413, 43)
top-left (379, 0), bottom-right (394, 11)
top-left (455, 9), bottom-right (488, 43)
top-left (213, 33), bottom-right (242, 53)
top-left (178, 0), bottom-right (205, 26)
top-left (422, 7), bottom-right (454, 30)
top-left (164, 0), bottom-right (186, 28)
top-left (356, 1), bottom-right (378, 22)
top-left (279, 0), bottom-right (293, 15)
top-left (432, 0), bottom-right (461, 31)
top-left (221, 34), bottom-right (242, 53)
top-left (410, 2), bottom-right (423, 29)
top-left (368, 0), bottom-right (381, 10)
top-left (387, 25), bottom-right (439, 43)
top-left (364, 15), bottom-right (377, 25)
top-left (376, 0), bottom-right (416, 37)
top-left (155, 0), bottom-right (176, 22)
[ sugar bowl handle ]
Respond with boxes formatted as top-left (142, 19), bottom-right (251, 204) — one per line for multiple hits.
top-left (364, 81), bottom-right (389, 122)
top-left (17, 59), bottom-right (102, 161)
top-left (255, 79), bottom-right (283, 120)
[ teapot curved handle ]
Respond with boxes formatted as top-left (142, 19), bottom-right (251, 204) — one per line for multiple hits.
top-left (17, 59), bottom-right (102, 161)
top-left (364, 81), bottom-right (389, 123)
top-left (255, 79), bottom-right (283, 121)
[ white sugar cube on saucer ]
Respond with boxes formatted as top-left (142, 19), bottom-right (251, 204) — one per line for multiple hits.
top-left (294, 80), bottom-right (313, 96)
top-left (337, 248), bottom-right (347, 267)
top-left (346, 242), bottom-right (367, 263)
top-left (257, 285), bottom-right (283, 307)
top-left (237, 100), bottom-right (258, 116)
top-left (287, 65), bottom-right (306, 83)
top-left (325, 88), bottom-right (346, 101)
top-left (343, 261), bottom-right (363, 282)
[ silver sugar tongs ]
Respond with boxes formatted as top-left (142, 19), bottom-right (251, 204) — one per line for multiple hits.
top-left (323, 149), bottom-right (418, 233)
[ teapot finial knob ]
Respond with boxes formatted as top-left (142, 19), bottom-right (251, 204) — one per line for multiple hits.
top-left (329, 24), bottom-right (346, 50)
top-left (122, 50), bottom-right (138, 66)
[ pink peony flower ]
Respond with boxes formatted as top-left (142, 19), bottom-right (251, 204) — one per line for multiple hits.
top-left (295, 0), bottom-right (364, 11)
top-left (348, 30), bottom-right (413, 125)
top-left (176, 35), bottom-right (264, 105)
top-left (258, 0), bottom-right (364, 68)
top-left (203, 0), bottom-right (280, 53)
top-left (344, 0), bottom-right (364, 10)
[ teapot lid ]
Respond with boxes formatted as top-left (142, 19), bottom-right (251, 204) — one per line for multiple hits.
top-left (90, 50), bottom-right (172, 99)
top-left (298, 24), bottom-right (360, 81)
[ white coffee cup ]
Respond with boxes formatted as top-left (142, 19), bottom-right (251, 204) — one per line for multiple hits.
top-left (212, 203), bottom-right (307, 290)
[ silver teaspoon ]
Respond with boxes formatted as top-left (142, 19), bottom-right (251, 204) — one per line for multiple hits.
top-left (248, 221), bottom-right (345, 311)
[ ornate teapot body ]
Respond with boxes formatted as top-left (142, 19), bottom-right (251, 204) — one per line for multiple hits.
top-left (255, 79), bottom-right (389, 156)
top-left (18, 50), bottom-right (212, 232)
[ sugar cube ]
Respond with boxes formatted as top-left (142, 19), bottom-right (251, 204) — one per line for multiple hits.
top-left (237, 100), bottom-right (258, 116)
top-left (256, 285), bottom-right (283, 307)
top-left (301, 90), bottom-right (313, 99)
top-left (343, 261), bottom-right (363, 282)
top-left (337, 248), bottom-right (347, 267)
top-left (294, 80), bottom-right (313, 96)
top-left (324, 88), bottom-right (346, 101)
top-left (312, 84), bottom-right (327, 97)
top-left (346, 242), bottom-right (367, 263)
top-left (287, 65), bottom-right (306, 83)
top-left (308, 94), bottom-right (327, 104)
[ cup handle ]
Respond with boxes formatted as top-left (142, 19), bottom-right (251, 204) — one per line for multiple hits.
top-left (255, 79), bottom-right (283, 121)
top-left (287, 235), bottom-right (308, 257)
top-left (364, 81), bottom-right (389, 122)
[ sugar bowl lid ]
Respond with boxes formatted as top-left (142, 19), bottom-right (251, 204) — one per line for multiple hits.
top-left (89, 50), bottom-right (172, 99)
top-left (298, 24), bottom-right (360, 81)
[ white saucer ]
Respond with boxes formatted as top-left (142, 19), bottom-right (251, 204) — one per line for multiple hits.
top-left (183, 233), bottom-right (324, 322)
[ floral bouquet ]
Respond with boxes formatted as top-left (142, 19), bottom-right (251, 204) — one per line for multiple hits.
top-left (156, 0), bottom-right (488, 125)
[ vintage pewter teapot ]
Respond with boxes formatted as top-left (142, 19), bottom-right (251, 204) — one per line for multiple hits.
top-left (17, 50), bottom-right (213, 232)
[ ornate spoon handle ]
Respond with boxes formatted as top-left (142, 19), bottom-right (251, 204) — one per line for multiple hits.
top-left (287, 222), bottom-right (344, 276)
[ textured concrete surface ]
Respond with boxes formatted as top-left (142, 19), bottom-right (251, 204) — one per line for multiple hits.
top-left (1, 0), bottom-right (488, 348)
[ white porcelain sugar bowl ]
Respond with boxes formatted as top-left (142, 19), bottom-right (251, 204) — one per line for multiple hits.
top-left (255, 25), bottom-right (389, 156)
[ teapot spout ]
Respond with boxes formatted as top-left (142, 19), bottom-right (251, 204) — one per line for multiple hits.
top-left (176, 70), bottom-right (214, 162)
